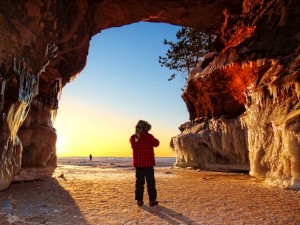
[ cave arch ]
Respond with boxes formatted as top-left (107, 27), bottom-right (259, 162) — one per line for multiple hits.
top-left (1, 0), bottom-right (243, 190)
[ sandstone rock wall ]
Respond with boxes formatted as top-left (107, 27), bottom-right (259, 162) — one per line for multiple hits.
top-left (173, 0), bottom-right (300, 189)
top-left (17, 104), bottom-right (57, 181)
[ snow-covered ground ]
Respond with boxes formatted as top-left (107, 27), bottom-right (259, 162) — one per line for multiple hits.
top-left (0, 157), bottom-right (299, 224)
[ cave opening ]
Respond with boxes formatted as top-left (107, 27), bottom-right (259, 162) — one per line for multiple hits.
top-left (55, 22), bottom-right (189, 158)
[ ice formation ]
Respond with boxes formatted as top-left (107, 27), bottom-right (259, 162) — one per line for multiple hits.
top-left (241, 57), bottom-right (300, 189)
top-left (0, 79), bottom-right (6, 112)
top-left (176, 52), bottom-right (300, 189)
top-left (0, 56), bottom-right (58, 189)
top-left (0, 58), bottom-right (39, 190)
top-left (171, 118), bottom-right (249, 171)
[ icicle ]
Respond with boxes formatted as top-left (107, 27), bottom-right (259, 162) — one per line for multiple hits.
top-left (257, 59), bottom-right (261, 67)
top-left (56, 78), bottom-right (62, 101)
top-left (269, 85), bottom-right (278, 101)
top-left (13, 58), bottom-right (39, 106)
top-left (0, 80), bottom-right (6, 112)
top-left (284, 82), bottom-right (292, 93)
top-left (37, 60), bottom-right (49, 76)
top-left (295, 82), bottom-right (300, 100)
top-left (256, 58), bottom-right (267, 67)
top-left (1, 80), bottom-right (5, 95)
top-left (13, 57), bottom-right (17, 72)
top-left (51, 109), bottom-right (58, 127)
top-left (31, 74), bottom-right (39, 97)
top-left (257, 90), bottom-right (265, 106)
top-left (18, 69), bottom-right (24, 101)
top-left (242, 62), bottom-right (245, 69)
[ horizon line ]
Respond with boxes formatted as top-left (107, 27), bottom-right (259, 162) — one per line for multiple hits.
top-left (57, 156), bottom-right (176, 158)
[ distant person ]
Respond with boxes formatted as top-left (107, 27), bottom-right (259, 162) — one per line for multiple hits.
top-left (89, 154), bottom-right (92, 161)
top-left (129, 120), bottom-right (160, 207)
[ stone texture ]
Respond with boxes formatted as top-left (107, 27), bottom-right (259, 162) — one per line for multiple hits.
top-left (0, 0), bottom-right (299, 190)
top-left (171, 0), bottom-right (300, 189)
top-left (18, 126), bottom-right (57, 168)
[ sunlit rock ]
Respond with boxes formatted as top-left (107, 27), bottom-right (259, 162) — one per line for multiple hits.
top-left (0, 102), bottom-right (28, 190)
top-left (172, 0), bottom-right (300, 190)
top-left (241, 56), bottom-right (300, 189)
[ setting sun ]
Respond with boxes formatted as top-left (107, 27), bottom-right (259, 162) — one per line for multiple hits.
top-left (55, 133), bottom-right (66, 156)
top-left (53, 23), bottom-right (187, 158)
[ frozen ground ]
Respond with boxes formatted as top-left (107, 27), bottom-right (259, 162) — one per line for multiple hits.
top-left (0, 157), bottom-right (300, 225)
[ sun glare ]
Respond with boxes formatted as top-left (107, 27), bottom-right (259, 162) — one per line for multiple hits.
top-left (56, 134), bottom-right (65, 156)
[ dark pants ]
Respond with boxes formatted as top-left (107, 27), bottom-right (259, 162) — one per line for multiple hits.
top-left (135, 167), bottom-right (157, 202)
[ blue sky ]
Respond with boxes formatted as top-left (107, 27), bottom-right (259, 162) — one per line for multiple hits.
top-left (55, 22), bottom-right (189, 157)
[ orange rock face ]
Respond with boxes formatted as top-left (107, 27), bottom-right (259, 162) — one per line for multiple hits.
top-left (183, 60), bottom-right (257, 119)
top-left (173, 0), bottom-right (300, 189)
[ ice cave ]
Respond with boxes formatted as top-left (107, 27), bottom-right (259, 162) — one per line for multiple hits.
top-left (0, 0), bottom-right (299, 191)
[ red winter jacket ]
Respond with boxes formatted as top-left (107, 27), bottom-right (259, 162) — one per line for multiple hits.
top-left (130, 131), bottom-right (160, 167)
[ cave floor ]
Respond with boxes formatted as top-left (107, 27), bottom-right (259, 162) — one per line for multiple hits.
top-left (1, 162), bottom-right (300, 225)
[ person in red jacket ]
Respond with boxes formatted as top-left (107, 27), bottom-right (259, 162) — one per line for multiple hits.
top-left (129, 120), bottom-right (160, 207)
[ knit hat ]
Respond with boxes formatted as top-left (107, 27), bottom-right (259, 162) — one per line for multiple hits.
top-left (134, 120), bottom-right (151, 141)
